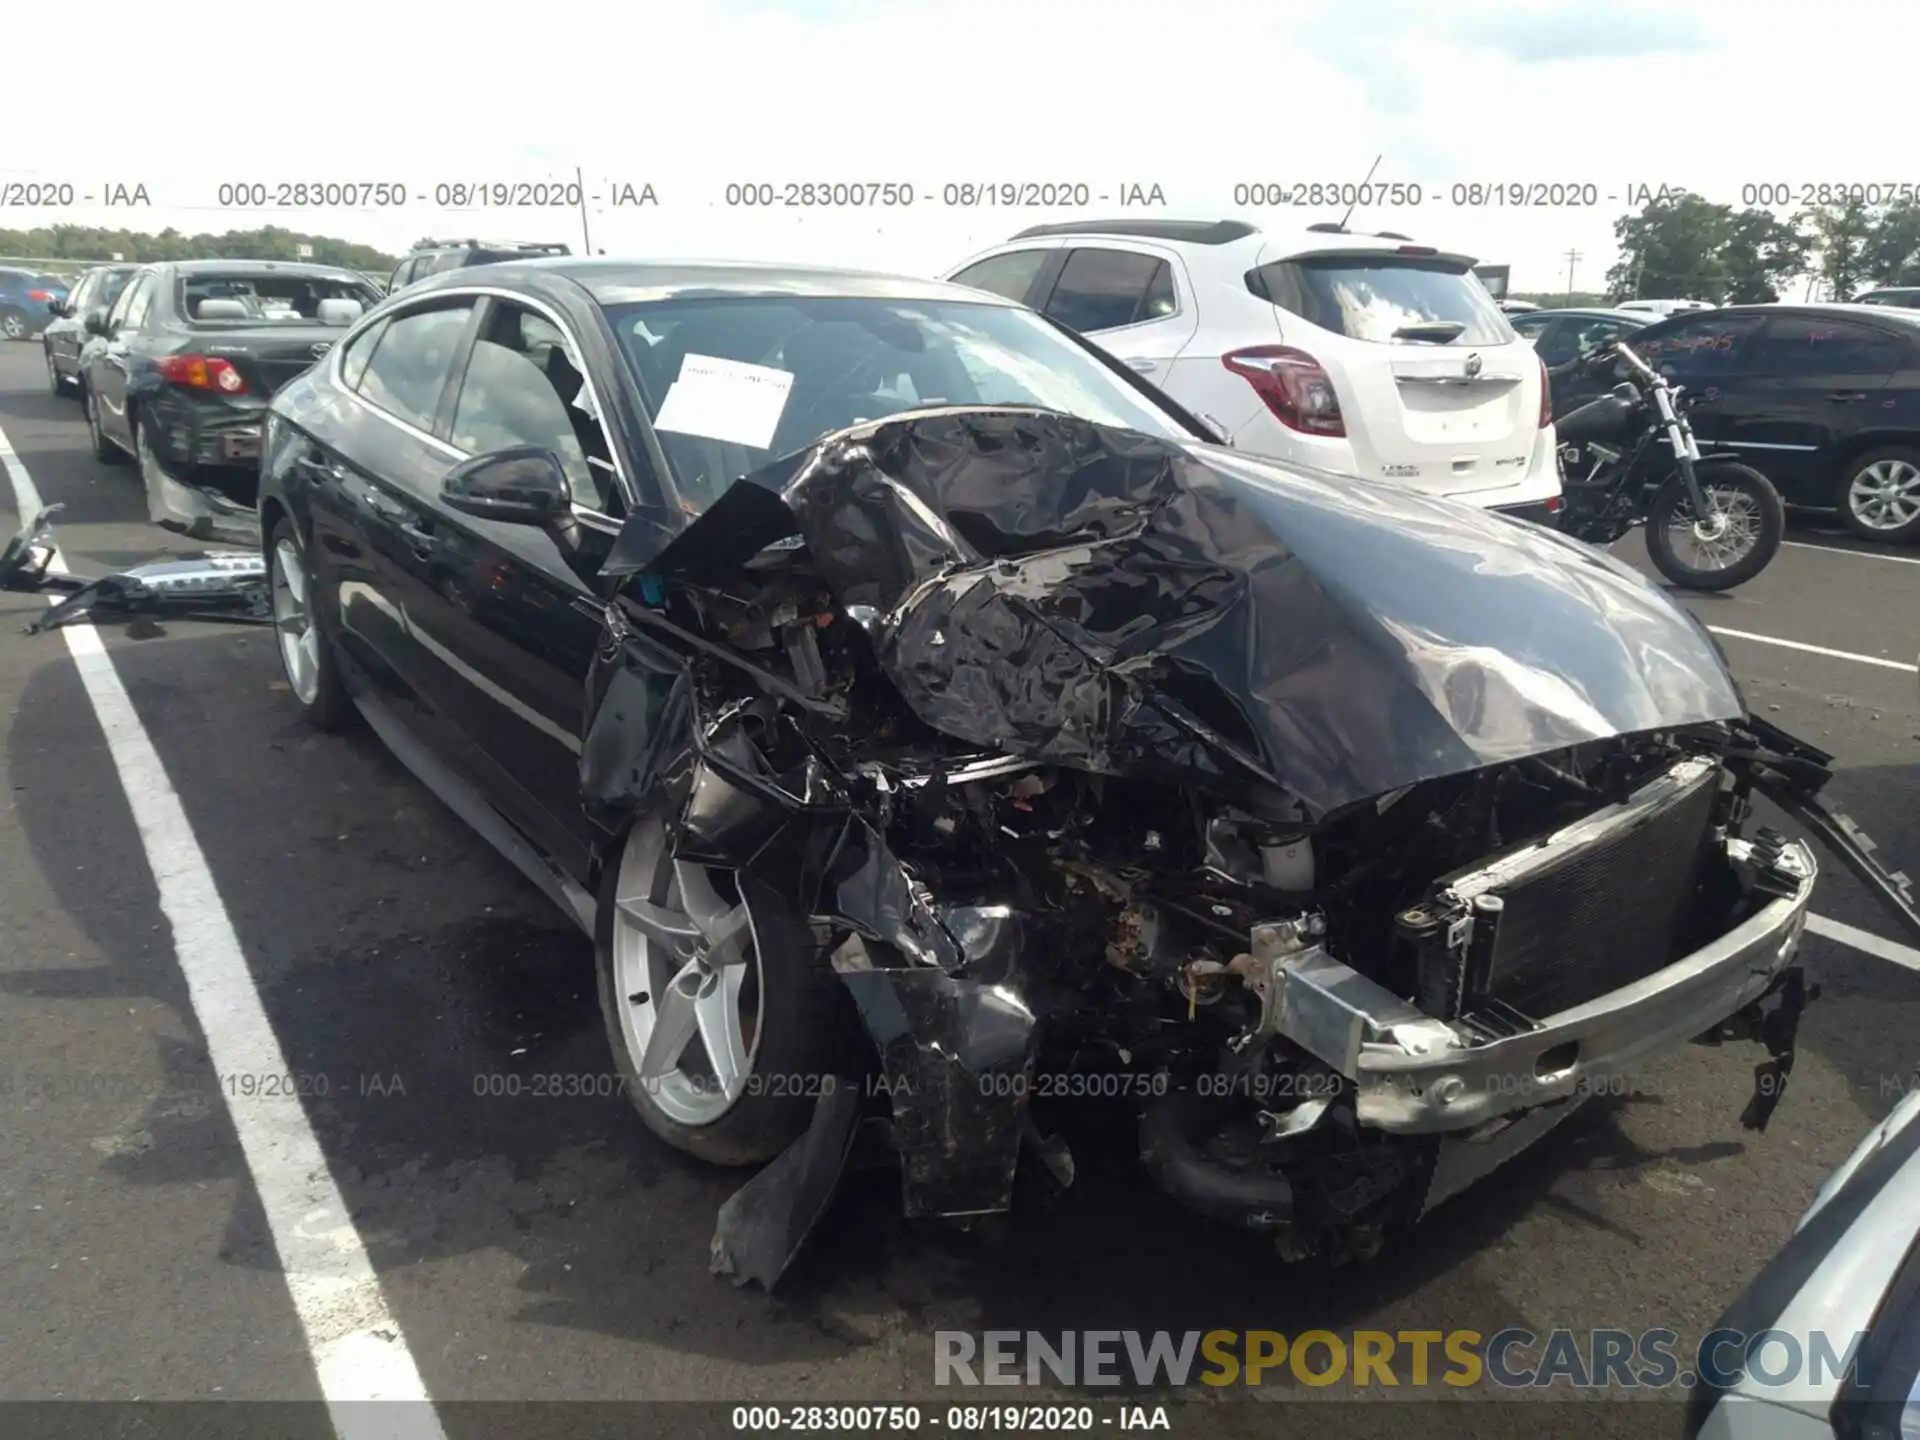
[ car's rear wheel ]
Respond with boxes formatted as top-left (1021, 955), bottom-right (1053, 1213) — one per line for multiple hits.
top-left (595, 814), bottom-right (850, 1167)
top-left (84, 387), bottom-right (124, 464)
top-left (0, 307), bottom-right (29, 342)
top-left (1837, 446), bottom-right (1920, 543)
top-left (266, 515), bottom-right (352, 730)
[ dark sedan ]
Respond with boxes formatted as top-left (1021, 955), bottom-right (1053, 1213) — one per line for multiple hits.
top-left (42, 264), bottom-right (136, 397)
top-left (1550, 304), bottom-right (1920, 543)
top-left (0, 266), bottom-right (70, 342)
top-left (250, 258), bottom-right (1883, 1280)
top-left (77, 260), bottom-right (382, 538)
top-left (1509, 306), bottom-right (1653, 382)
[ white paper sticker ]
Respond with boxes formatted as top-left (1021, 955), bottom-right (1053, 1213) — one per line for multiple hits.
top-left (652, 353), bottom-right (795, 449)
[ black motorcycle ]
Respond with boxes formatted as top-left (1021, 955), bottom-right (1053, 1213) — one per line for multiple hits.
top-left (1550, 339), bottom-right (1784, 590)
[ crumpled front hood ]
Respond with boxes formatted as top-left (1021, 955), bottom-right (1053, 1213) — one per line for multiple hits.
top-left (605, 407), bottom-right (1744, 822)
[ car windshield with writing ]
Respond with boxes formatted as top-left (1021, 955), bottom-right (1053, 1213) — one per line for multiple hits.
top-left (601, 295), bottom-right (1198, 511)
top-left (180, 272), bottom-right (382, 327)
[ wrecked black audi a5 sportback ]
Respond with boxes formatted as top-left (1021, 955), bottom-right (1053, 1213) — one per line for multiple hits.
top-left (250, 258), bottom-right (1920, 1286)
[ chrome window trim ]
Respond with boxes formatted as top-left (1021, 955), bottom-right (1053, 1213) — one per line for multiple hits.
top-left (327, 283), bottom-right (637, 525)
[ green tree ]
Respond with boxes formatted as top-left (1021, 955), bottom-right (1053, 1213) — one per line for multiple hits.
top-left (1863, 197), bottom-right (1920, 286)
top-left (1605, 192), bottom-right (1734, 302)
top-left (1720, 210), bottom-right (1812, 303)
top-left (0, 223), bottom-right (397, 271)
top-left (1803, 198), bottom-right (1875, 301)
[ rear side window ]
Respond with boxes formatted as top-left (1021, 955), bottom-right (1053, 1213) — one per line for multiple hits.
top-left (338, 317), bottom-right (390, 391)
top-left (950, 250), bottom-right (1051, 304)
top-left (1250, 256), bottom-right (1511, 345)
top-left (1043, 249), bottom-right (1177, 333)
top-left (1634, 313), bottom-right (1763, 375)
top-left (1747, 316), bottom-right (1908, 375)
top-left (357, 304), bottom-right (474, 433)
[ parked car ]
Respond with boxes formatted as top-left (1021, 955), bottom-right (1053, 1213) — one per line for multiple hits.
top-left (1616, 299), bottom-right (1716, 317)
top-left (1854, 286), bottom-right (1920, 309)
top-left (42, 264), bottom-right (137, 397)
top-left (1549, 304), bottom-right (1920, 543)
top-left (942, 218), bottom-right (1563, 521)
top-left (1499, 299), bottom-right (1541, 314)
top-left (388, 238), bottom-right (571, 293)
top-left (252, 255), bottom-right (1882, 1282)
top-left (77, 259), bottom-right (382, 538)
top-left (1685, 1085), bottom-right (1920, 1439)
top-left (1508, 308), bottom-right (1656, 402)
top-left (0, 267), bottom-right (70, 341)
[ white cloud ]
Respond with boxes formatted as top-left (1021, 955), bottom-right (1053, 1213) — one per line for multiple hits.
top-left (0, 0), bottom-right (1901, 292)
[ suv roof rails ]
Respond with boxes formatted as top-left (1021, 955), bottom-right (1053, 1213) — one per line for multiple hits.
top-left (1305, 222), bottom-right (1347, 233)
top-left (1007, 218), bottom-right (1258, 245)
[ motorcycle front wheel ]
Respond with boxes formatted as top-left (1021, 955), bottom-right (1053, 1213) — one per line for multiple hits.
top-left (1644, 462), bottom-right (1785, 591)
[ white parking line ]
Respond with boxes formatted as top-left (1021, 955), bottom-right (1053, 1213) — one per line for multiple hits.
top-left (1707, 626), bottom-right (1919, 673)
top-left (1783, 540), bottom-right (1920, 567)
top-left (1807, 914), bottom-right (1920, 974)
top-left (0, 428), bottom-right (444, 1439)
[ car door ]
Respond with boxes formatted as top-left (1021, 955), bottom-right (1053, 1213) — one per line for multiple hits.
top-left (306, 297), bottom-right (482, 751)
top-left (93, 271), bottom-right (159, 449)
top-left (49, 271), bottom-right (95, 374)
top-left (408, 294), bottom-right (626, 881)
top-left (1033, 245), bottom-right (1196, 388)
top-left (1632, 311), bottom-right (1767, 453)
top-left (1716, 313), bottom-right (1908, 503)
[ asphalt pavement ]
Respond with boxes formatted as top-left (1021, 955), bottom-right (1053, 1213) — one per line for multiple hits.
top-left (1, 337), bottom-right (1918, 1440)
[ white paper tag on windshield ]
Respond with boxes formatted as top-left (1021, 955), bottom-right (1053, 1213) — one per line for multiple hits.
top-left (653, 353), bottom-right (794, 449)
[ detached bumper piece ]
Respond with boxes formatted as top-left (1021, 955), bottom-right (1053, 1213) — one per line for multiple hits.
top-left (0, 505), bottom-right (269, 633)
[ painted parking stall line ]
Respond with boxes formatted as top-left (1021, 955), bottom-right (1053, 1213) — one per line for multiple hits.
top-left (1707, 625), bottom-right (1919, 673)
top-left (0, 425), bottom-right (445, 1440)
top-left (1782, 539), bottom-right (1920, 567)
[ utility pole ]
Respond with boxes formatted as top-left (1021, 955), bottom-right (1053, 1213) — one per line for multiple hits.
top-left (1564, 248), bottom-right (1582, 295)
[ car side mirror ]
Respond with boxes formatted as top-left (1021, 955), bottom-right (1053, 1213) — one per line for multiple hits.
top-left (82, 308), bottom-right (110, 337)
top-left (441, 447), bottom-right (572, 525)
top-left (48, 299), bottom-right (69, 318)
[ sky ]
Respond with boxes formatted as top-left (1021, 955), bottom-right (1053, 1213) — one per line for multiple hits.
top-left (0, 0), bottom-right (1902, 293)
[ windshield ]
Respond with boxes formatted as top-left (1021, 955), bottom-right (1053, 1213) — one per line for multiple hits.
top-left (1250, 256), bottom-right (1513, 346)
top-left (601, 295), bottom-right (1197, 510)
top-left (179, 271), bottom-right (381, 326)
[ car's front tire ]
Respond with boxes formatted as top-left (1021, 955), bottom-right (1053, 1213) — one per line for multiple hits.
top-left (1837, 446), bottom-right (1920, 544)
top-left (594, 814), bottom-right (852, 1167)
top-left (84, 387), bottom-right (124, 464)
top-left (266, 515), bottom-right (353, 730)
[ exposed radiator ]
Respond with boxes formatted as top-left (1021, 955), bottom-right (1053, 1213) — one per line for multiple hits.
top-left (1405, 757), bottom-right (1722, 1029)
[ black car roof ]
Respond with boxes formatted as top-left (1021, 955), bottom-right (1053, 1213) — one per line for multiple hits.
top-left (1661, 302), bottom-right (1920, 327)
top-left (405, 257), bottom-right (1020, 307)
top-left (1516, 308), bottom-right (1652, 323)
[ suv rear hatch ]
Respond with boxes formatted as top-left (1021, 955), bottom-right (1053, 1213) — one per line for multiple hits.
top-left (1244, 246), bottom-right (1544, 499)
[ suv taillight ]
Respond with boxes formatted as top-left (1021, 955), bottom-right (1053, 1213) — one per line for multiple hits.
top-left (158, 355), bottom-right (249, 394)
top-left (27, 289), bottom-right (55, 302)
top-left (1537, 352), bottom-right (1551, 428)
top-left (1221, 345), bottom-right (1345, 436)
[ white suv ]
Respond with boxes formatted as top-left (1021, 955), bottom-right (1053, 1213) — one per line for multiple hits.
top-left (944, 219), bottom-right (1562, 518)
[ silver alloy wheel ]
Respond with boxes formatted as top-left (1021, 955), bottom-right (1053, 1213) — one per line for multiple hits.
top-left (1665, 482), bottom-right (1764, 571)
top-left (1, 312), bottom-right (25, 341)
top-left (610, 820), bottom-right (764, 1127)
top-left (269, 536), bottom-right (322, 705)
top-left (1846, 458), bottom-right (1920, 532)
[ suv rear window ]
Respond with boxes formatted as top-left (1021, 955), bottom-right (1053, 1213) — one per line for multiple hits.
top-left (1248, 255), bottom-right (1511, 345)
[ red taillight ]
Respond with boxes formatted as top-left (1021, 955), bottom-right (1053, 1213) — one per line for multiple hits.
top-left (27, 289), bottom-right (54, 302)
top-left (1537, 352), bottom-right (1551, 428)
top-left (157, 355), bottom-right (249, 394)
top-left (1221, 345), bottom-right (1345, 436)
top-left (1545, 496), bottom-right (1564, 514)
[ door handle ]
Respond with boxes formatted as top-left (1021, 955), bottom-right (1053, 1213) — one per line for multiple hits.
top-left (399, 519), bottom-right (435, 555)
top-left (1125, 357), bottom-right (1156, 372)
top-left (1829, 390), bottom-right (1869, 402)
